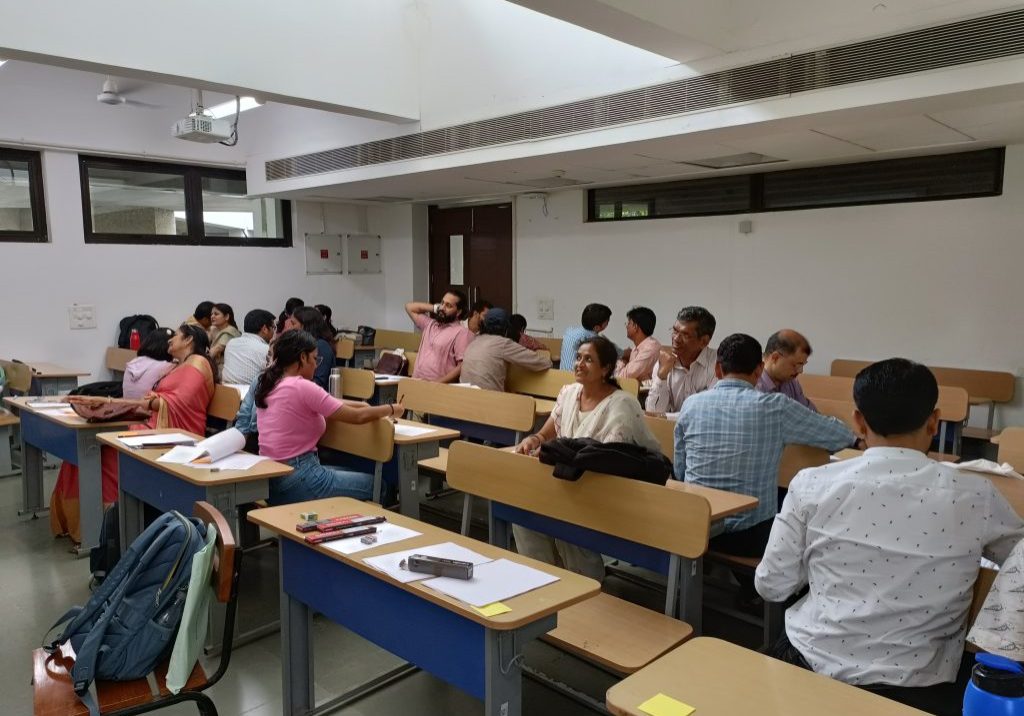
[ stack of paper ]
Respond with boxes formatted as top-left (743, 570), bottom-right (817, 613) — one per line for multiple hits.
top-left (323, 523), bottom-right (422, 556)
top-left (27, 401), bottom-right (72, 410)
top-left (393, 423), bottom-right (435, 438)
top-left (156, 428), bottom-right (266, 470)
top-left (119, 433), bottom-right (195, 448)
top-left (363, 542), bottom-right (492, 583)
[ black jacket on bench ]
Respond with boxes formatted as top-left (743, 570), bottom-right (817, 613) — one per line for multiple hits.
top-left (538, 437), bottom-right (672, 484)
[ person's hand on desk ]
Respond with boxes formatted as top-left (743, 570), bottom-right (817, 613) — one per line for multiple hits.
top-left (515, 434), bottom-right (544, 456)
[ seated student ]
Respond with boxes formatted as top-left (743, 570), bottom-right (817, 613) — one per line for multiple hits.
top-left (515, 336), bottom-right (660, 580)
top-left (615, 306), bottom-right (661, 381)
top-left (276, 297), bottom-right (304, 335)
top-left (222, 309), bottom-right (275, 385)
top-left (208, 303), bottom-right (241, 367)
top-left (286, 306), bottom-right (336, 390)
top-left (315, 304), bottom-right (339, 337)
top-left (510, 313), bottom-right (545, 351)
top-left (405, 289), bottom-right (474, 383)
top-left (460, 308), bottom-right (551, 391)
top-left (122, 327), bottom-right (175, 399)
top-left (756, 359), bottom-right (1024, 714)
top-left (755, 329), bottom-right (816, 411)
top-left (463, 299), bottom-right (492, 335)
top-left (646, 306), bottom-right (718, 417)
top-left (675, 333), bottom-right (856, 558)
top-left (185, 300), bottom-right (215, 331)
top-left (255, 330), bottom-right (403, 505)
top-left (560, 303), bottom-right (611, 369)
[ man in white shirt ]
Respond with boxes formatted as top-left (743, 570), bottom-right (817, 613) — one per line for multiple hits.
top-left (645, 306), bottom-right (717, 417)
top-left (756, 358), bottom-right (1024, 712)
top-left (222, 309), bottom-right (275, 385)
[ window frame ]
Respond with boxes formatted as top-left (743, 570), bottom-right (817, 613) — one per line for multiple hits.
top-left (0, 147), bottom-right (48, 243)
top-left (80, 155), bottom-right (292, 247)
top-left (587, 148), bottom-right (1004, 223)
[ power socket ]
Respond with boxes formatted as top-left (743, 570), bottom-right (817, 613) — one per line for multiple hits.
top-left (537, 298), bottom-right (554, 321)
top-left (69, 304), bottom-right (97, 330)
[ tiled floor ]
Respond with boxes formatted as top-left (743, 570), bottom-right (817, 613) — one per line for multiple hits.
top-left (4, 467), bottom-right (758, 715)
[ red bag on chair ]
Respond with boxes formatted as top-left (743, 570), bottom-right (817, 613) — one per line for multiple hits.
top-left (374, 351), bottom-right (408, 376)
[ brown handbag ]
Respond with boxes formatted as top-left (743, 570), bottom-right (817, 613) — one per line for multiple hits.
top-left (374, 350), bottom-right (408, 376)
top-left (70, 399), bottom-right (151, 423)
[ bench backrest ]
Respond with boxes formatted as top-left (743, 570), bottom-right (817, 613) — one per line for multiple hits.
top-left (506, 366), bottom-right (639, 399)
top-left (335, 337), bottom-right (355, 361)
top-left (803, 375), bottom-right (969, 423)
top-left (644, 415), bottom-right (675, 458)
top-left (105, 347), bottom-right (136, 374)
top-left (814, 397), bottom-right (857, 430)
top-left (537, 336), bottom-right (563, 358)
top-left (319, 416), bottom-right (395, 462)
top-left (208, 384), bottom-right (242, 421)
top-left (0, 359), bottom-right (32, 393)
top-left (446, 441), bottom-right (711, 559)
top-left (832, 359), bottom-right (1015, 404)
top-left (373, 328), bottom-right (421, 353)
top-left (777, 444), bottom-right (831, 488)
top-left (338, 367), bottom-right (376, 400)
top-left (407, 351), bottom-right (417, 375)
top-left (398, 378), bottom-right (536, 432)
top-left (994, 428), bottom-right (1024, 472)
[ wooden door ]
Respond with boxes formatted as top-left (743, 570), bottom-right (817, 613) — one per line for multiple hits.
top-left (428, 204), bottom-right (513, 312)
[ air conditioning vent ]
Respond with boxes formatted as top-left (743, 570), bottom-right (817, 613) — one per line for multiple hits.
top-left (266, 8), bottom-right (1024, 182)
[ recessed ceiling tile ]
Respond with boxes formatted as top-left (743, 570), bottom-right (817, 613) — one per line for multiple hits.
top-left (812, 115), bottom-right (973, 151)
top-left (722, 129), bottom-right (872, 161)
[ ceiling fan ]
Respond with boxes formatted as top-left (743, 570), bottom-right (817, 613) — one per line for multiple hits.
top-left (96, 77), bottom-right (162, 109)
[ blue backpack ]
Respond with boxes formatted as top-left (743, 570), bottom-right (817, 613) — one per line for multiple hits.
top-left (44, 511), bottom-right (208, 716)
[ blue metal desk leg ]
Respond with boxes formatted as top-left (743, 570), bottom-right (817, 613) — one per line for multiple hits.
top-left (19, 432), bottom-right (44, 517)
top-left (0, 423), bottom-right (15, 478)
top-left (397, 442), bottom-right (441, 520)
top-left (75, 432), bottom-right (104, 558)
top-left (677, 556), bottom-right (703, 636)
top-left (117, 484), bottom-right (146, 553)
top-left (280, 549), bottom-right (314, 716)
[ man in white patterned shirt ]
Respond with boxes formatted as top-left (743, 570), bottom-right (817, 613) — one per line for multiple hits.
top-left (222, 309), bottom-right (275, 385)
top-left (645, 306), bottom-right (718, 418)
top-left (756, 358), bottom-right (1024, 713)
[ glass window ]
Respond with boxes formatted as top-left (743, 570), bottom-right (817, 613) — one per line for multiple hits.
top-left (81, 156), bottom-right (291, 246)
top-left (0, 148), bottom-right (47, 242)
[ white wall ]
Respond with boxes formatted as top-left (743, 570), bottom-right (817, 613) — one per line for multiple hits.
top-left (514, 144), bottom-right (1024, 427)
top-left (0, 150), bottom-right (418, 382)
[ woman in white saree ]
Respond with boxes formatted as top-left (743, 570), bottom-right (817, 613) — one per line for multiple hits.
top-left (514, 336), bottom-right (660, 580)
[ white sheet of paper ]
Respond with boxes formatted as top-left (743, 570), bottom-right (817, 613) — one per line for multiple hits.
top-left (393, 423), bottom-right (436, 437)
top-left (422, 558), bottom-right (559, 607)
top-left (195, 428), bottom-right (246, 463)
top-left (225, 383), bottom-right (251, 400)
top-left (944, 459), bottom-right (1024, 480)
top-left (156, 445), bottom-right (206, 465)
top-left (119, 433), bottom-right (195, 448)
top-left (363, 542), bottom-right (493, 583)
top-left (192, 453), bottom-right (267, 471)
top-left (28, 401), bottom-right (72, 409)
top-left (374, 374), bottom-right (402, 382)
top-left (323, 523), bottom-right (421, 556)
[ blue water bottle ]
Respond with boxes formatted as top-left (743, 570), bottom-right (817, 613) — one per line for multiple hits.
top-left (964, 653), bottom-right (1024, 715)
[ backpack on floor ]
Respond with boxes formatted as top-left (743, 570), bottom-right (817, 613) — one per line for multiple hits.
top-left (88, 503), bottom-right (121, 589)
top-left (117, 314), bottom-right (159, 349)
top-left (44, 511), bottom-right (207, 716)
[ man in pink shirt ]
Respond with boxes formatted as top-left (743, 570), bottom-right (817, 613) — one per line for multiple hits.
top-left (615, 306), bottom-right (661, 380)
top-left (406, 288), bottom-right (474, 383)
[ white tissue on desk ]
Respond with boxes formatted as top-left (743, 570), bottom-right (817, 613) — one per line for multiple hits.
top-left (943, 459), bottom-right (1024, 480)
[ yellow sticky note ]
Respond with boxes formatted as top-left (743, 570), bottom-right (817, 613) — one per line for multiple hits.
top-left (474, 602), bottom-right (512, 617)
top-left (637, 693), bottom-right (695, 716)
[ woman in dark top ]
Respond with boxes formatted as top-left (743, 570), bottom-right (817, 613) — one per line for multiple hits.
top-left (287, 306), bottom-right (335, 389)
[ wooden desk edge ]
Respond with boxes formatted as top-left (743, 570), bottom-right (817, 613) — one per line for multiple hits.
top-left (248, 499), bottom-right (601, 630)
top-left (3, 396), bottom-right (137, 429)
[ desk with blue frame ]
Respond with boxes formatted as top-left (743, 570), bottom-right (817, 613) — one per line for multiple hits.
top-left (248, 496), bottom-right (601, 716)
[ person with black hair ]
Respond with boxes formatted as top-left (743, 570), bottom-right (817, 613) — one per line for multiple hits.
top-left (459, 308), bottom-right (551, 391)
top-left (755, 329), bottom-right (817, 411)
top-left (463, 299), bottom-right (493, 335)
top-left (208, 303), bottom-right (241, 367)
top-left (276, 297), bottom-right (304, 335)
top-left (186, 300), bottom-right (215, 330)
top-left (675, 333), bottom-right (855, 558)
top-left (755, 358), bottom-right (1024, 712)
top-left (647, 306), bottom-right (718, 417)
top-left (514, 336), bottom-right (659, 580)
top-left (615, 306), bottom-right (661, 380)
top-left (559, 303), bottom-right (612, 368)
top-left (223, 308), bottom-right (275, 385)
top-left (288, 306), bottom-right (336, 390)
top-left (122, 327), bottom-right (174, 399)
top-left (254, 329), bottom-right (403, 505)
top-left (510, 313), bottom-right (545, 351)
top-left (315, 304), bottom-right (338, 337)
top-left (405, 288), bottom-right (474, 383)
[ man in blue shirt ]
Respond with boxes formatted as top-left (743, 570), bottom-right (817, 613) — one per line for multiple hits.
top-left (560, 303), bottom-right (612, 369)
top-left (674, 333), bottom-right (858, 557)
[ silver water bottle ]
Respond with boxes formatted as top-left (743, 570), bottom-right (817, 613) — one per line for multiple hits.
top-left (329, 367), bottom-right (343, 398)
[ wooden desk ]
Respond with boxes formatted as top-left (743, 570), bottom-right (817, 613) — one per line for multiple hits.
top-left (4, 396), bottom-right (135, 556)
top-left (664, 480), bottom-right (758, 521)
top-left (96, 429), bottom-right (292, 550)
top-left (606, 637), bottom-right (927, 716)
top-left (390, 418), bottom-right (459, 520)
top-left (25, 362), bottom-right (90, 395)
top-left (250, 496), bottom-right (599, 716)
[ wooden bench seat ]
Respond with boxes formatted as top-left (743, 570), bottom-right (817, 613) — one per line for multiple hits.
top-left (33, 643), bottom-right (206, 716)
top-left (419, 446), bottom-right (448, 474)
top-left (706, 550), bottom-right (760, 571)
top-left (543, 592), bottom-right (693, 674)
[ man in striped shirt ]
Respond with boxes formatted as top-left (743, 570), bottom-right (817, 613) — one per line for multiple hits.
top-left (645, 306), bottom-right (718, 418)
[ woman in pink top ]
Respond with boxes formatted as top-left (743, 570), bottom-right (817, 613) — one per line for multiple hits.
top-left (254, 329), bottom-right (404, 505)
